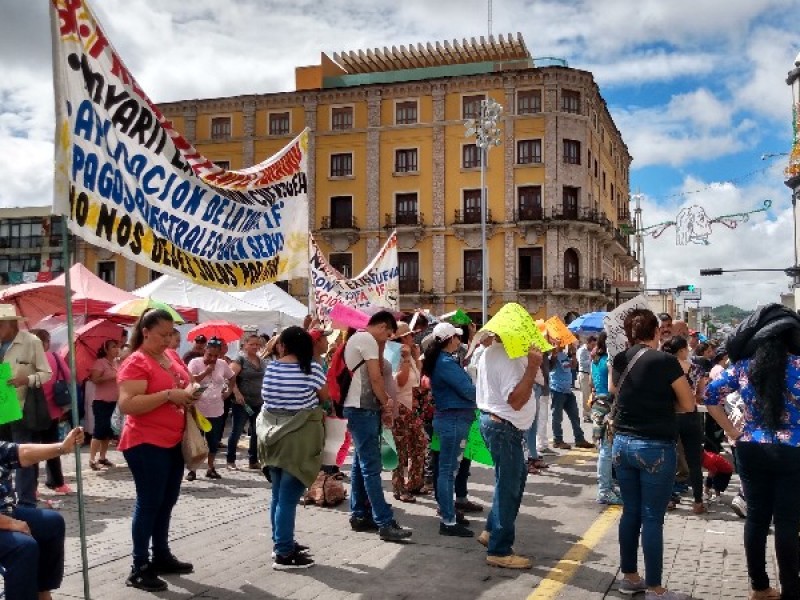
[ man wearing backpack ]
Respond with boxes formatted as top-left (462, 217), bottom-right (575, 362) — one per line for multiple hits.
top-left (342, 311), bottom-right (412, 542)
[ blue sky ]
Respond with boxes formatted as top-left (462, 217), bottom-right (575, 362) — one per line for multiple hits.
top-left (0, 0), bottom-right (798, 308)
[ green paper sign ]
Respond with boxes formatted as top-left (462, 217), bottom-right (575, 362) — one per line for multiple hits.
top-left (450, 309), bottom-right (473, 326)
top-left (429, 411), bottom-right (493, 466)
top-left (0, 363), bottom-right (22, 426)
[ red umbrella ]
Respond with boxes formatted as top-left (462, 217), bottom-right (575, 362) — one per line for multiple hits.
top-left (187, 321), bottom-right (244, 343)
top-left (58, 319), bottom-right (124, 383)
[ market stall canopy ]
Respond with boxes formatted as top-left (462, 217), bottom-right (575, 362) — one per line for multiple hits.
top-left (51, 263), bottom-right (138, 317)
top-left (134, 275), bottom-right (307, 332)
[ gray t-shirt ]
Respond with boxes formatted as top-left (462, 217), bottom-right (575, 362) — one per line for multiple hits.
top-left (343, 331), bottom-right (381, 410)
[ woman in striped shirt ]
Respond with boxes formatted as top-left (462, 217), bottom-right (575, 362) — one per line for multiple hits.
top-left (260, 326), bottom-right (328, 569)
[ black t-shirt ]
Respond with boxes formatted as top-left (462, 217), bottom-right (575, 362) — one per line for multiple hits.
top-left (612, 344), bottom-right (685, 441)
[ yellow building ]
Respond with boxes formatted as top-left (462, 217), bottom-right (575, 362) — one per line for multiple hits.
top-left (17, 33), bottom-right (636, 321)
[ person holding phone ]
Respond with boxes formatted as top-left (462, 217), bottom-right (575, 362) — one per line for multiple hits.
top-left (187, 337), bottom-right (239, 480)
top-left (118, 309), bottom-right (201, 593)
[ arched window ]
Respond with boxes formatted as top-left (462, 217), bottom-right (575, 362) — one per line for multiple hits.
top-left (564, 249), bottom-right (579, 289)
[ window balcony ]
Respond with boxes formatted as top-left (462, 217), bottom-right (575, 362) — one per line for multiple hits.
top-left (517, 275), bottom-right (547, 291)
top-left (516, 206), bottom-right (544, 222)
top-left (452, 209), bottom-right (496, 248)
top-left (321, 216), bottom-right (359, 230)
top-left (549, 275), bottom-right (613, 295)
top-left (455, 277), bottom-right (493, 293)
top-left (399, 277), bottom-right (424, 295)
top-left (318, 216), bottom-right (360, 252)
top-left (385, 212), bottom-right (425, 228)
top-left (453, 208), bottom-right (493, 225)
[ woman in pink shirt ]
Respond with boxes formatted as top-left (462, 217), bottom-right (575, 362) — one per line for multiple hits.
top-left (118, 309), bottom-right (201, 593)
top-left (88, 340), bottom-right (120, 470)
top-left (30, 328), bottom-right (72, 495)
top-left (187, 338), bottom-right (238, 480)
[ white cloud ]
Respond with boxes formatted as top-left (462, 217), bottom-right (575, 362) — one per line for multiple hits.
top-left (639, 172), bottom-right (794, 309)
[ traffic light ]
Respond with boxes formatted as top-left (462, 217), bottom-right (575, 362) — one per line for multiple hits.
top-left (700, 268), bottom-right (724, 276)
top-left (676, 284), bottom-right (696, 292)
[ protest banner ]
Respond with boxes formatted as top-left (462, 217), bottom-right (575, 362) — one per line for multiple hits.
top-left (545, 316), bottom-right (578, 346)
top-left (603, 294), bottom-right (650, 358)
top-left (51, 0), bottom-right (309, 291)
top-left (480, 303), bottom-right (553, 359)
top-left (311, 233), bottom-right (399, 322)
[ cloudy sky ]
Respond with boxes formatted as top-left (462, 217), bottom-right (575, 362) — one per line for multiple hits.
top-left (1, 0), bottom-right (798, 309)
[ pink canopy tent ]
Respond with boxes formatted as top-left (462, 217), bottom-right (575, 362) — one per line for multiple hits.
top-left (50, 263), bottom-right (138, 318)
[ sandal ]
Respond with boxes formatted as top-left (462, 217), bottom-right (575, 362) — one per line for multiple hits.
top-left (750, 588), bottom-right (781, 600)
top-left (393, 492), bottom-right (416, 503)
top-left (97, 458), bottom-right (115, 467)
top-left (89, 461), bottom-right (101, 471)
top-left (532, 459), bottom-right (549, 470)
top-left (205, 469), bottom-right (222, 480)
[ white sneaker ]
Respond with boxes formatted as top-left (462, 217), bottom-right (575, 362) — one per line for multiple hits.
top-left (731, 494), bottom-right (747, 519)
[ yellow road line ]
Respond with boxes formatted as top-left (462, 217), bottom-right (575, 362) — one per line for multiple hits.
top-left (526, 505), bottom-right (621, 600)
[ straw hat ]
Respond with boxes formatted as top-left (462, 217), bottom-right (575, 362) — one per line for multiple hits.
top-left (393, 322), bottom-right (414, 340)
top-left (0, 305), bottom-right (24, 321)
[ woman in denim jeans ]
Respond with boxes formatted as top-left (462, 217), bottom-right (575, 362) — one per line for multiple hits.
top-left (610, 309), bottom-right (695, 600)
top-left (590, 332), bottom-right (620, 505)
top-left (705, 304), bottom-right (800, 600)
top-left (422, 322), bottom-right (476, 538)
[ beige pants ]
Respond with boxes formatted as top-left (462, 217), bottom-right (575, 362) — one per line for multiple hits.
top-left (577, 372), bottom-right (592, 418)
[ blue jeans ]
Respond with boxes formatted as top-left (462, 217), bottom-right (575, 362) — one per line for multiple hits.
top-left (525, 385), bottom-right (544, 460)
top-left (550, 390), bottom-right (586, 444)
top-left (480, 413), bottom-right (527, 556)
top-left (597, 437), bottom-right (613, 496)
top-left (227, 403), bottom-right (259, 464)
top-left (10, 424), bottom-right (40, 507)
top-left (612, 434), bottom-right (677, 587)
top-left (123, 443), bottom-right (184, 568)
top-left (344, 407), bottom-right (394, 528)
top-left (0, 506), bottom-right (64, 598)
top-left (269, 467), bottom-right (307, 557)
top-left (433, 410), bottom-right (474, 525)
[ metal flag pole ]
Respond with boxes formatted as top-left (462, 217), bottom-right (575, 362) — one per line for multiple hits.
top-left (50, 2), bottom-right (91, 596)
top-left (61, 218), bottom-right (91, 599)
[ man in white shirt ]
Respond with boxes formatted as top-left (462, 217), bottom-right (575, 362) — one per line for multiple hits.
top-left (343, 311), bottom-right (412, 543)
top-left (0, 304), bottom-right (52, 506)
top-left (576, 336), bottom-right (597, 423)
top-left (476, 337), bottom-right (542, 569)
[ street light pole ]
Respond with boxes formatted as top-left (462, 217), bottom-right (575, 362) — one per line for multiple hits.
top-left (465, 98), bottom-right (503, 325)
top-left (784, 53), bottom-right (800, 290)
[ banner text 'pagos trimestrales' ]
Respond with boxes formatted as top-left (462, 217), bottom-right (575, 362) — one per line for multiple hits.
top-left (50, 0), bottom-right (309, 290)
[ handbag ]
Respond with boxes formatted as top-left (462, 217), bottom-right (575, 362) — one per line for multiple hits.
top-left (606, 347), bottom-right (649, 442)
top-left (181, 406), bottom-right (208, 470)
top-left (52, 355), bottom-right (72, 408)
top-left (23, 376), bottom-right (52, 432)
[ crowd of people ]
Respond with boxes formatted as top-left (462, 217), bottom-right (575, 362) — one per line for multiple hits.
top-left (0, 299), bottom-right (798, 600)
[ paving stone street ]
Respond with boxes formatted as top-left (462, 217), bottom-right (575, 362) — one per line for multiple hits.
top-left (43, 418), bottom-right (775, 600)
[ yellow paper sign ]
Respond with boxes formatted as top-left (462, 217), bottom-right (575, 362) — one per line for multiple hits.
top-left (545, 316), bottom-right (578, 346)
top-left (481, 303), bottom-right (554, 359)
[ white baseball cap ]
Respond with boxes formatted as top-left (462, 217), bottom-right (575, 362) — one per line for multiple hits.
top-left (432, 322), bottom-right (463, 341)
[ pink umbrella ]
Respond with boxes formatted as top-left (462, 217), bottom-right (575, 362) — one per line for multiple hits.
top-left (0, 282), bottom-right (69, 327)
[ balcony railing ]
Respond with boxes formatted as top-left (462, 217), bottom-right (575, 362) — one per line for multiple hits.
top-left (454, 208), bottom-right (493, 225)
top-left (612, 228), bottom-right (631, 250)
top-left (618, 207), bottom-right (631, 222)
top-left (385, 212), bottom-right (425, 228)
top-left (516, 205), bottom-right (544, 221)
top-left (517, 275), bottom-right (546, 291)
top-left (550, 275), bottom-right (612, 293)
top-left (399, 278), bottom-right (424, 294)
top-left (455, 277), bottom-right (493, 292)
top-left (320, 216), bottom-right (359, 230)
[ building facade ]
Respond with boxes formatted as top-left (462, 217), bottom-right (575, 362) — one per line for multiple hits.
top-left (0, 207), bottom-right (158, 290)
top-left (158, 34), bottom-right (638, 321)
top-left (3, 34), bottom-right (639, 321)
